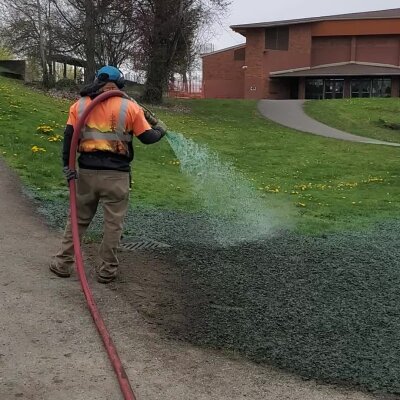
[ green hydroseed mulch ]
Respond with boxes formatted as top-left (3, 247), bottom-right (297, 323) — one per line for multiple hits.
top-left (2, 77), bottom-right (400, 394)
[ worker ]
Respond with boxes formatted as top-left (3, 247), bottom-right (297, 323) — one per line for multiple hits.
top-left (50, 65), bottom-right (167, 283)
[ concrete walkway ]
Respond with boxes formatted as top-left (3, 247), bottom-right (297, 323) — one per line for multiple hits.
top-left (258, 100), bottom-right (400, 147)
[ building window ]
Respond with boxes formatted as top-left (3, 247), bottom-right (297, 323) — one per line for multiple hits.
top-left (372, 78), bottom-right (391, 97)
top-left (351, 78), bottom-right (391, 98)
top-left (306, 78), bottom-right (345, 99)
top-left (265, 27), bottom-right (289, 51)
top-left (351, 79), bottom-right (371, 98)
top-left (305, 79), bottom-right (324, 99)
top-left (234, 48), bottom-right (245, 61)
top-left (324, 79), bottom-right (344, 99)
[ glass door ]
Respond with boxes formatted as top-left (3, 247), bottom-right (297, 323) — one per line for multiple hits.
top-left (305, 79), bottom-right (324, 99)
top-left (324, 79), bottom-right (344, 99)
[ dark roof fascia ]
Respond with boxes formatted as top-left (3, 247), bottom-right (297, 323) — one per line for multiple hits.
top-left (230, 8), bottom-right (400, 32)
top-left (271, 72), bottom-right (400, 77)
top-left (200, 44), bottom-right (246, 58)
top-left (270, 62), bottom-right (400, 78)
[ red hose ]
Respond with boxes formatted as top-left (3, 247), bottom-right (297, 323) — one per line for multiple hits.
top-left (68, 90), bottom-right (136, 400)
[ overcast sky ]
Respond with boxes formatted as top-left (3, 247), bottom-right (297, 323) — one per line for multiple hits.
top-left (211, 0), bottom-right (400, 50)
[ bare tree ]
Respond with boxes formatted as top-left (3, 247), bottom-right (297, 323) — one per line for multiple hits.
top-left (0, 0), bottom-right (139, 84)
top-left (96, 1), bottom-right (138, 66)
top-left (0, 0), bottom-right (54, 86)
top-left (140, 0), bottom-right (230, 103)
top-left (0, 0), bottom-right (226, 93)
top-left (50, 0), bottom-right (97, 82)
top-left (53, 0), bottom-right (139, 82)
top-left (36, 0), bottom-right (50, 85)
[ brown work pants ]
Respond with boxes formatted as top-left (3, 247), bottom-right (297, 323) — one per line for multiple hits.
top-left (54, 168), bottom-right (130, 279)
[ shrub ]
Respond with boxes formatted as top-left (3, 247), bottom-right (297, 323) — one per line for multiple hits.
top-left (377, 117), bottom-right (400, 131)
top-left (55, 78), bottom-right (79, 91)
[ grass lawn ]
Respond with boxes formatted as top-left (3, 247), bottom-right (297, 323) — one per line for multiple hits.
top-left (304, 97), bottom-right (400, 143)
top-left (0, 76), bottom-right (399, 233)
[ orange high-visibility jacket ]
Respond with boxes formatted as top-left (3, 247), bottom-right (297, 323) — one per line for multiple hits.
top-left (67, 96), bottom-right (151, 156)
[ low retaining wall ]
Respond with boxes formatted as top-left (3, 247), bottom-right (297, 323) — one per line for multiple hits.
top-left (0, 60), bottom-right (26, 80)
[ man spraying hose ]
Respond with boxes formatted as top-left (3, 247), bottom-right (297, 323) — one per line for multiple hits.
top-left (50, 66), bottom-right (167, 284)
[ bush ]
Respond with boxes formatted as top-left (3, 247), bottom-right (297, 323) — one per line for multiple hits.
top-left (377, 117), bottom-right (400, 131)
top-left (55, 78), bottom-right (79, 91)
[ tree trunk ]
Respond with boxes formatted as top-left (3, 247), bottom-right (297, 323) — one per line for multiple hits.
top-left (84, 0), bottom-right (97, 83)
top-left (46, 0), bottom-right (54, 85)
top-left (141, 0), bottom-right (184, 104)
top-left (182, 72), bottom-right (188, 92)
top-left (36, 0), bottom-right (49, 87)
top-left (142, 46), bottom-right (172, 103)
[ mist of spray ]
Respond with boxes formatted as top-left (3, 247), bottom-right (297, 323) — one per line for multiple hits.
top-left (166, 132), bottom-right (294, 246)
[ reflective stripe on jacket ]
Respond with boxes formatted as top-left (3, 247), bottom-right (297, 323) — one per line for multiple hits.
top-left (77, 97), bottom-right (132, 155)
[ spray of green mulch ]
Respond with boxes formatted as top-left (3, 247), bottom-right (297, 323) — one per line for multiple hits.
top-left (166, 132), bottom-right (294, 246)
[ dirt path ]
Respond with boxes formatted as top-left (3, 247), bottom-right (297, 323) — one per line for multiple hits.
top-left (0, 159), bottom-right (384, 400)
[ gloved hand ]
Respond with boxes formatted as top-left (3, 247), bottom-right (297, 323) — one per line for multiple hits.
top-left (152, 120), bottom-right (168, 138)
top-left (154, 119), bottom-right (167, 133)
top-left (143, 109), bottom-right (159, 127)
top-left (63, 166), bottom-right (78, 182)
top-left (142, 105), bottom-right (168, 136)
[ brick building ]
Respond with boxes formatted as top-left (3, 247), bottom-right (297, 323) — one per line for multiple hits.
top-left (202, 8), bottom-right (400, 100)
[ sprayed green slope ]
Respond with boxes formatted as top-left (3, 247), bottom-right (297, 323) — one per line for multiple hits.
top-left (0, 77), bottom-right (399, 232)
top-left (157, 99), bottom-right (400, 232)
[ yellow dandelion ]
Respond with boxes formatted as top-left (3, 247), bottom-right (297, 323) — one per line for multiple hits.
top-left (31, 145), bottom-right (46, 153)
top-left (48, 134), bottom-right (63, 142)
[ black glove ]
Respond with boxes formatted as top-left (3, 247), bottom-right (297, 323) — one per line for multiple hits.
top-left (153, 121), bottom-right (168, 137)
top-left (144, 109), bottom-right (159, 127)
top-left (155, 119), bottom-right (167, 132)
top-left (142, 106), bottom-right (167, 136)
top-left (63, 166), bottom-right (78, 182)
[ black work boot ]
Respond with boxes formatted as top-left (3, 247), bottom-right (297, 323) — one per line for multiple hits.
top-left (49, 260), bottom-right (71, 278)
top-left (96, 263), bottom-right (117, 284)
top-left (96, 274), bottom-right (116, 284)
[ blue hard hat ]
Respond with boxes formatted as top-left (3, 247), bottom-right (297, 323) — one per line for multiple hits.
top-left (96, 65), bottom-right (122, 81)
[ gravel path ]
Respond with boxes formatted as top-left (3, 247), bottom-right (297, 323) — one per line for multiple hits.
top-left (0, 158), bottom-right (384, 400)
top-left (258, 100), bottom-right (400, 147)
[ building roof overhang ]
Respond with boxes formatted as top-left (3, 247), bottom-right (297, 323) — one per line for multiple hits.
top-left (50, 54), bottom-right (87, 68)
top-left (270, 62), bottom-right (400, 78)
top-left (200, 44), bottom-right (246, 58)
top-left (231, 8), bottom-right (400, 35)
